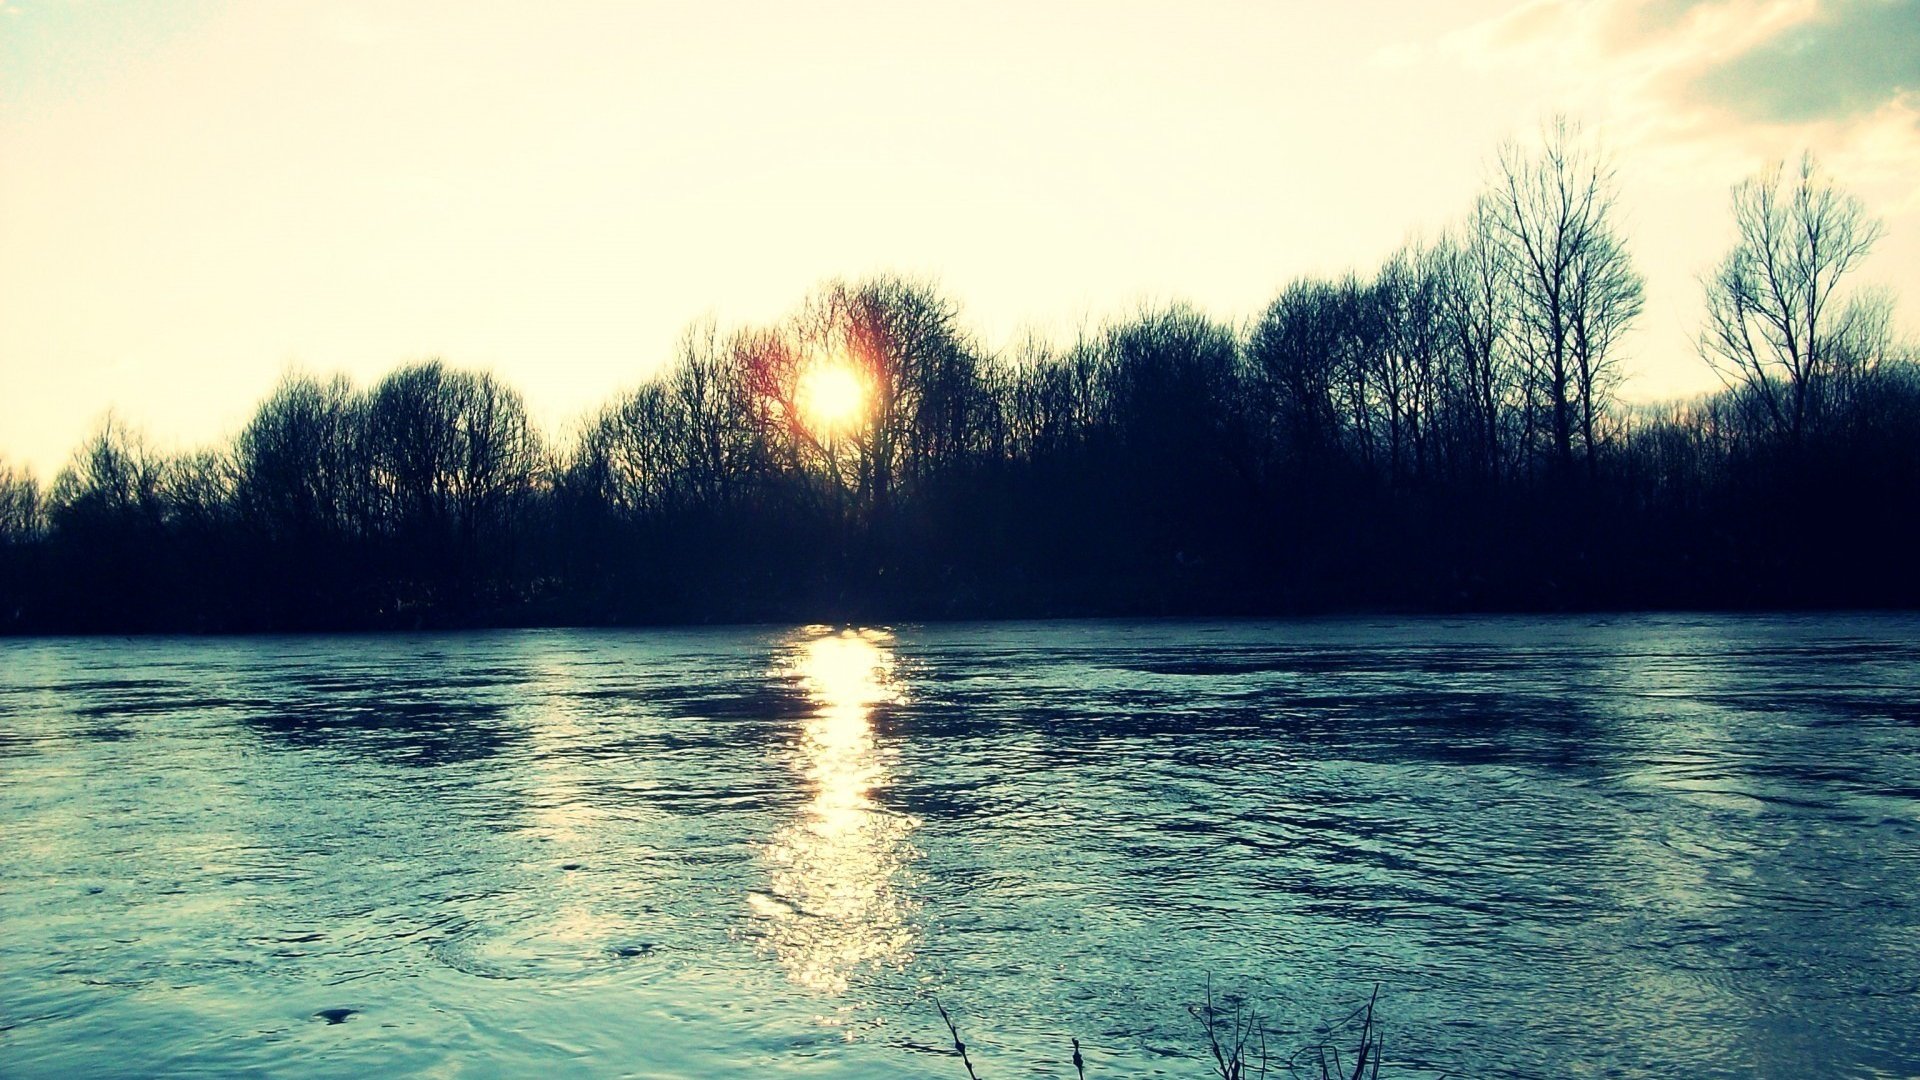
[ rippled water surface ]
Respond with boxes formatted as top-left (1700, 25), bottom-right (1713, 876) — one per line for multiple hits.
top-left (4, 615), bottom-right (1919, 1078)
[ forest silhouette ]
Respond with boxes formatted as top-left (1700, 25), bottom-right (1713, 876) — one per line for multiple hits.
top-left (2, 129), bottom-right (1915, 633)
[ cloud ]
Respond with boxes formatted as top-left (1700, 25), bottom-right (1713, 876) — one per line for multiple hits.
top-left (1682, 0), bottom-right (1920, 124)
top-left (1594, 0), bottom-right (1723, 50)
top-left (1446, 0), bottom-right (1920, 184)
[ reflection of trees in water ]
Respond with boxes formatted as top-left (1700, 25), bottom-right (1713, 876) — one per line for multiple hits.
top-left (239, 687), bottom-right (522, 767)
top-left (754, 629), bottom-right (921, 994)
top-left (903, 644), bottom-right (1622, 773)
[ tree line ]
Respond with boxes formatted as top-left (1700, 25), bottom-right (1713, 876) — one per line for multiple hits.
top-left (3, 124), bottom-right (1915, 632)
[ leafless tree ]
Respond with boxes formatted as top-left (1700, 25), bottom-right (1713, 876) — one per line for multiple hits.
top-left (1492, 116), bottom-right (1644, 477)
top-left (738, 275), bottom-right (981, 524)
top-left (1701, 153), bottom-right (1888, 445)
top-left (576, 382), bottom-right (676, 518)
top-left (1098, 303), bottom-right (1241, 442)
top-left (1434, 196), bottom-right (1520, 481)
top-left (362, 360), bottom-right (542, 547)
top-left (0, 461), bottom-right (45, 545)
top-left (835, 275), bottom-right (982, 516)
top-left (1248, 278), bottom-right (1354, 472)
top-left (665, 318), bottom-right (765, 510)
top-left (1001, 329), bottom-right (1103, 461)
top-left (1567, 221), bottom-right (1643, 472)
top-left (1374, 242), bottom-right (1450, 483)
top-left (161, 448), bottom-right (237, 534)
top-left (49, 415), bottom-right (167, 528)
top-left (235, 373), bottom-right (366, 541)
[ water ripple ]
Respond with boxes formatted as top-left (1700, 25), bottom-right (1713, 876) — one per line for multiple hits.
top-left (2, 615), bottom-right (1918, 1078)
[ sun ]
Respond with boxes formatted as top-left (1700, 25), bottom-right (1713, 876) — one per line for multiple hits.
top-left (796, 360), bottom-right (867, 436)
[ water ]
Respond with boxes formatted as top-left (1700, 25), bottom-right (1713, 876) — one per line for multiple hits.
top-left (3, 615), bottom-right (1918, 1078)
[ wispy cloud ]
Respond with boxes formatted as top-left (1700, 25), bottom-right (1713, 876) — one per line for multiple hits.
top-left (1682, 0), bottom-right (1920, 124)
top-left (1450, 0), bottom-right (1920, 155)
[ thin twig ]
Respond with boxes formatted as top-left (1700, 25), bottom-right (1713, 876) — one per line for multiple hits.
top-left (1348, 984), bottom-right (1376, 1080)
top-left (933, 997), bottom-right (980, 1080)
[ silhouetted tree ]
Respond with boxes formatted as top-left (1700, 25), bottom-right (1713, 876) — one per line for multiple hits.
top-left (0, 461), bottom-right (43, 546)
top-left (1492, 117), bottom-right (1644, 477)
top-left (236, 374), bottom-right (367, 541)
top-left (43, 418), bottom-right (173, 628)
top-left (1248, 278), bottom-right (1359, 476)
top-left (830, 276), bottom-right (983, 523)
top-left (1433, 200), bottom-right (1519, 483)
top-left (0, 461), bottom-right (44, 628)
top-left (49, 417), bottom-right (166, 533)
top-left (1001, 331), bottom-right (1103, 462)
top-left (1701, 153), bottom-right (1889, 447)
top-left (575, 383), bottom-right (677, 518)
top-left (737, 275), bottom-right (983, 531)
top-left (362, 360), bottom-right (543, 610)
top-left (1092, 303), bottom-right (1249, 603)
top-left (665, 319), bottom-right (766, 511)
top-left (1374, 243), bottom-right (1449, 483)
top-left (161, 449), bottom-right (236, 533)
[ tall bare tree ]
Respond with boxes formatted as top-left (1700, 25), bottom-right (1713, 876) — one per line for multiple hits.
top-left (666, 319), bottom-right (765, 510)
top-left (1247, 278), bottom-right (1356, 472)
top-left (1492, 117), bottom-right (1644, 476)
top-left (1375, 242), bottom-right (1450, 483)
top-left (1435, 196), bottom-right (1519, 481)
top-left (160, 449), bottom-right (236, 534)
top-left (576, 383), bottom-right (677, 518)
top-left (1701, 153), bottom-right (1887, 445)
top-left (1000, 330), bottom-right (1103, 461)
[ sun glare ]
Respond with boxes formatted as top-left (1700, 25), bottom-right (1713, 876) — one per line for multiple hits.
top-left (796, 361), bottom-right (867, 436)
top-left (755, 629), bottom-right (919, 994)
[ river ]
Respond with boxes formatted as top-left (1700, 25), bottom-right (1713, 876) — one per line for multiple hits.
top-left (3, 615), bottom-right (1917, 1077)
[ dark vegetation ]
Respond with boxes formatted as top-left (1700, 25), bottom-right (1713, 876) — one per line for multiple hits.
top-left (933, 984), bottom-right (1392, 1078)
top-left (2, 129), bottom-right (1915, 632)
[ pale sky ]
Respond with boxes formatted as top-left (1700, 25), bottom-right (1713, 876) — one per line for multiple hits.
top-left (3, 0), bottom-right (1917, 478)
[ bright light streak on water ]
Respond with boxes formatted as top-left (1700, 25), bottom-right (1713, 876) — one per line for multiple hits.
top-left (2, 614), bottom-right (1919, 1078)
top-left (755, 629), bottom-right (919, 995)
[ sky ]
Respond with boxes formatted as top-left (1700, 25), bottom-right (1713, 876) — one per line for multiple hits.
top-left (3, 0), bottom-right (1917, 478)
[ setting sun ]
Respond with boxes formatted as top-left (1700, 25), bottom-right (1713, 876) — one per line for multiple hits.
top-left (795, 361), bottom-right (867, 436)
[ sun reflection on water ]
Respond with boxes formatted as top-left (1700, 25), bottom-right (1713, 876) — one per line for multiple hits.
top-left (753, 629), bottom-right (921, 994)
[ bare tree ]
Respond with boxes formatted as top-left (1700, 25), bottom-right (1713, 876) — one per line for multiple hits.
top-left (1248, 277), bottom-right (1364, 473)
top-left (1374, 242), bottom-right (1450, 483)
top-left (1001, 329), bottom-right (1103, 461)
top-left (834, 275), bottom-right (981, 517)
top-left (49, 415), bottom-right (166, 529)
top-left (0, 461), bottom-right (45, 545)
top-left (1701, 153), bottom-right (1888, 445)
top-left (1435, 195), bottom-right (1519, 481)
top-left (737, 275), bottom-right (980, 525)
top-left (577, 382), bottom-right (677, 518)
top-left (1567, 223), bottom-right (1643, 471)
top-left (235, 373), bottom-right (366, 542)
top-left (1098, 303), bottom-right (1241, 448)
top-left (1492, 117), bottom-right (1644, 476)
top-left (161, 449), bottom-right (237, 534)
top-left (665, 318), bottom-right (764, 510)
top-left (362, 360), bottom-right (542, 553)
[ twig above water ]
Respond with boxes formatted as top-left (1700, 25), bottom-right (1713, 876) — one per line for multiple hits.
top-left (933, 997), bottom-right (981, 1080)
